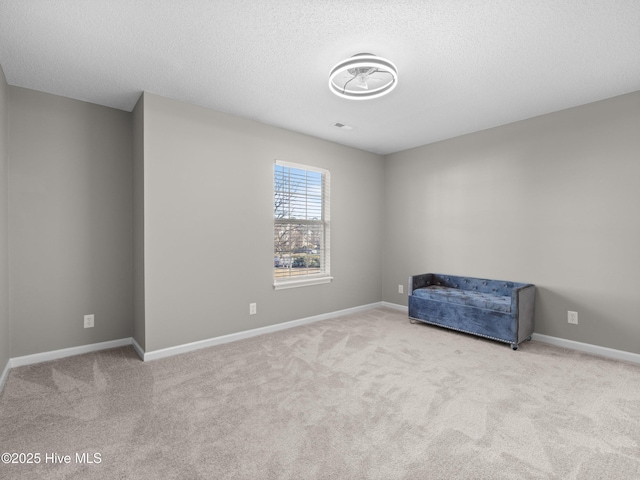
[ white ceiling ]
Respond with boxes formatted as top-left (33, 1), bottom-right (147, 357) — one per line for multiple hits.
top-left (1, 1), bottom-right (639, 155)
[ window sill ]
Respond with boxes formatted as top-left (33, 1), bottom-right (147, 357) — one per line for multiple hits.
top-left (273, 276), bottom-right (334, 290)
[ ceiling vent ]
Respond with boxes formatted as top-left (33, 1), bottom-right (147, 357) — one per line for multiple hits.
top-left (332, 122), bottom-right (354, 130)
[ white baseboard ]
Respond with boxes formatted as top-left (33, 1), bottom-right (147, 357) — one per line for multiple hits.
top-left (3, 304), bottom-right (639, 396)
top-left (131, 337), bottom-right (145, 361)
top-left (381, 301), bottom-right (408, 312)
top-left (532, 333), bottom-right (640, 365)
top-left (382, 303), bottom-right (640, 365)
top-left (142, 302), bottom-right (383, 362)
top-left (0, 303), bottom-right (383, 392)
top-left (15, 305), bottom-right (634, 366)
top-left (9, 338), bottom-right (133, 368)
top-left (0, 358), bottom-right (10, 393)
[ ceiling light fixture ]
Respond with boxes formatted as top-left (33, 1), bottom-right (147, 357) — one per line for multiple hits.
top-left (329, 53), bottom-right (398, 100)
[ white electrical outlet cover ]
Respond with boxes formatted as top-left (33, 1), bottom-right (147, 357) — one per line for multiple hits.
top-left (84, 314), bottom-right (95, 328)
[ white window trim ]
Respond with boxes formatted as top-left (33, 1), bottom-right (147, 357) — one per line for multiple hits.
top-left (273, 160), bottom-right (332, 290)
top-left (273, 275), bottom-right (334, 290)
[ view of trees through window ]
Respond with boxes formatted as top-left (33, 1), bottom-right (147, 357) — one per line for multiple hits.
top-left (274, 162), bottom-right (328, 280)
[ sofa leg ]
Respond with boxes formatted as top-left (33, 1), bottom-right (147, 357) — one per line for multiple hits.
top-left (526, 336), bottom-right (532, 342)
top-left (511, 343), bottom-right (518, 350)
top-left (409, 318), bottom-right (417, 324)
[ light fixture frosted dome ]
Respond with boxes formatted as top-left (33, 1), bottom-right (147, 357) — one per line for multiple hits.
top-left (329, 53), bottom-right (398, 100)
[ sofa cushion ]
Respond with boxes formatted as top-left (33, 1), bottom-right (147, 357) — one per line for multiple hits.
top-left (431, 275), bottom-right (518, 297)
top-left (412, 285), bottom-right (512, 313)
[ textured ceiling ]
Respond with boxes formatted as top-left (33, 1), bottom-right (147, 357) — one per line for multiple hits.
top-left (1, 1), bottom-right (639, 155)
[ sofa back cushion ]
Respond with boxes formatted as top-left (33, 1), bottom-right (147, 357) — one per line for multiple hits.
top-left (428, 274), bottom-right (525, 297)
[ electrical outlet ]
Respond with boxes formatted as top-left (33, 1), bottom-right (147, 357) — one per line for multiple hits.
top-left (398, 284), bottom-right (404, 294)
top-left (249, 303), bottom-right (257, 315)
top-left (84, 314), bottom-right (95, 328)
top-left (568, 311), bottom-right (578, 325)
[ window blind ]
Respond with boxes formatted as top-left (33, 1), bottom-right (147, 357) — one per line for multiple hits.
top-left (274, 160), bottom-right (330, 285)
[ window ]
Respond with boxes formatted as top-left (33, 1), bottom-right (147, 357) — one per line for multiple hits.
top-left (274, 160), bottom-right (331, 289)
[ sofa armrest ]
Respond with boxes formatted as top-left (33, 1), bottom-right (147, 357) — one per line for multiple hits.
top-left (511, 283), bottom-right (535, 304)
top-left (512, 284), bottom-right (536, 342)
top-left (409, 273), bottom-right (433, 295)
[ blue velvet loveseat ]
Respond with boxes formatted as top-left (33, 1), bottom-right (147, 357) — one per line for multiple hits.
top-left (408, 273), bottom-right (535, 350)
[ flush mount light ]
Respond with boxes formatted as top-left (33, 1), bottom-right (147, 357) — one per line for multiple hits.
top-left (329, 53), bottom-right (398, 100)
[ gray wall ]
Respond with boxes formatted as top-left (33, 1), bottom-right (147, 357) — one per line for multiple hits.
top-left (140, 93), bottom-right (384, 352)
top-left (8, 87), bottom-right (134, 357)
top-left (383, 92), bottom-right (640, 354)
top-left (0, 64), bottom-right (9, 370)
top-left (3, 81), bottom-right (638, 359)
top-left (132, 95), bottom-right (145, 350)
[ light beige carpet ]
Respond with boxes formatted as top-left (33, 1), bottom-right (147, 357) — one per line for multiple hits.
top-left (1, 307), bottom-right (639, 479)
